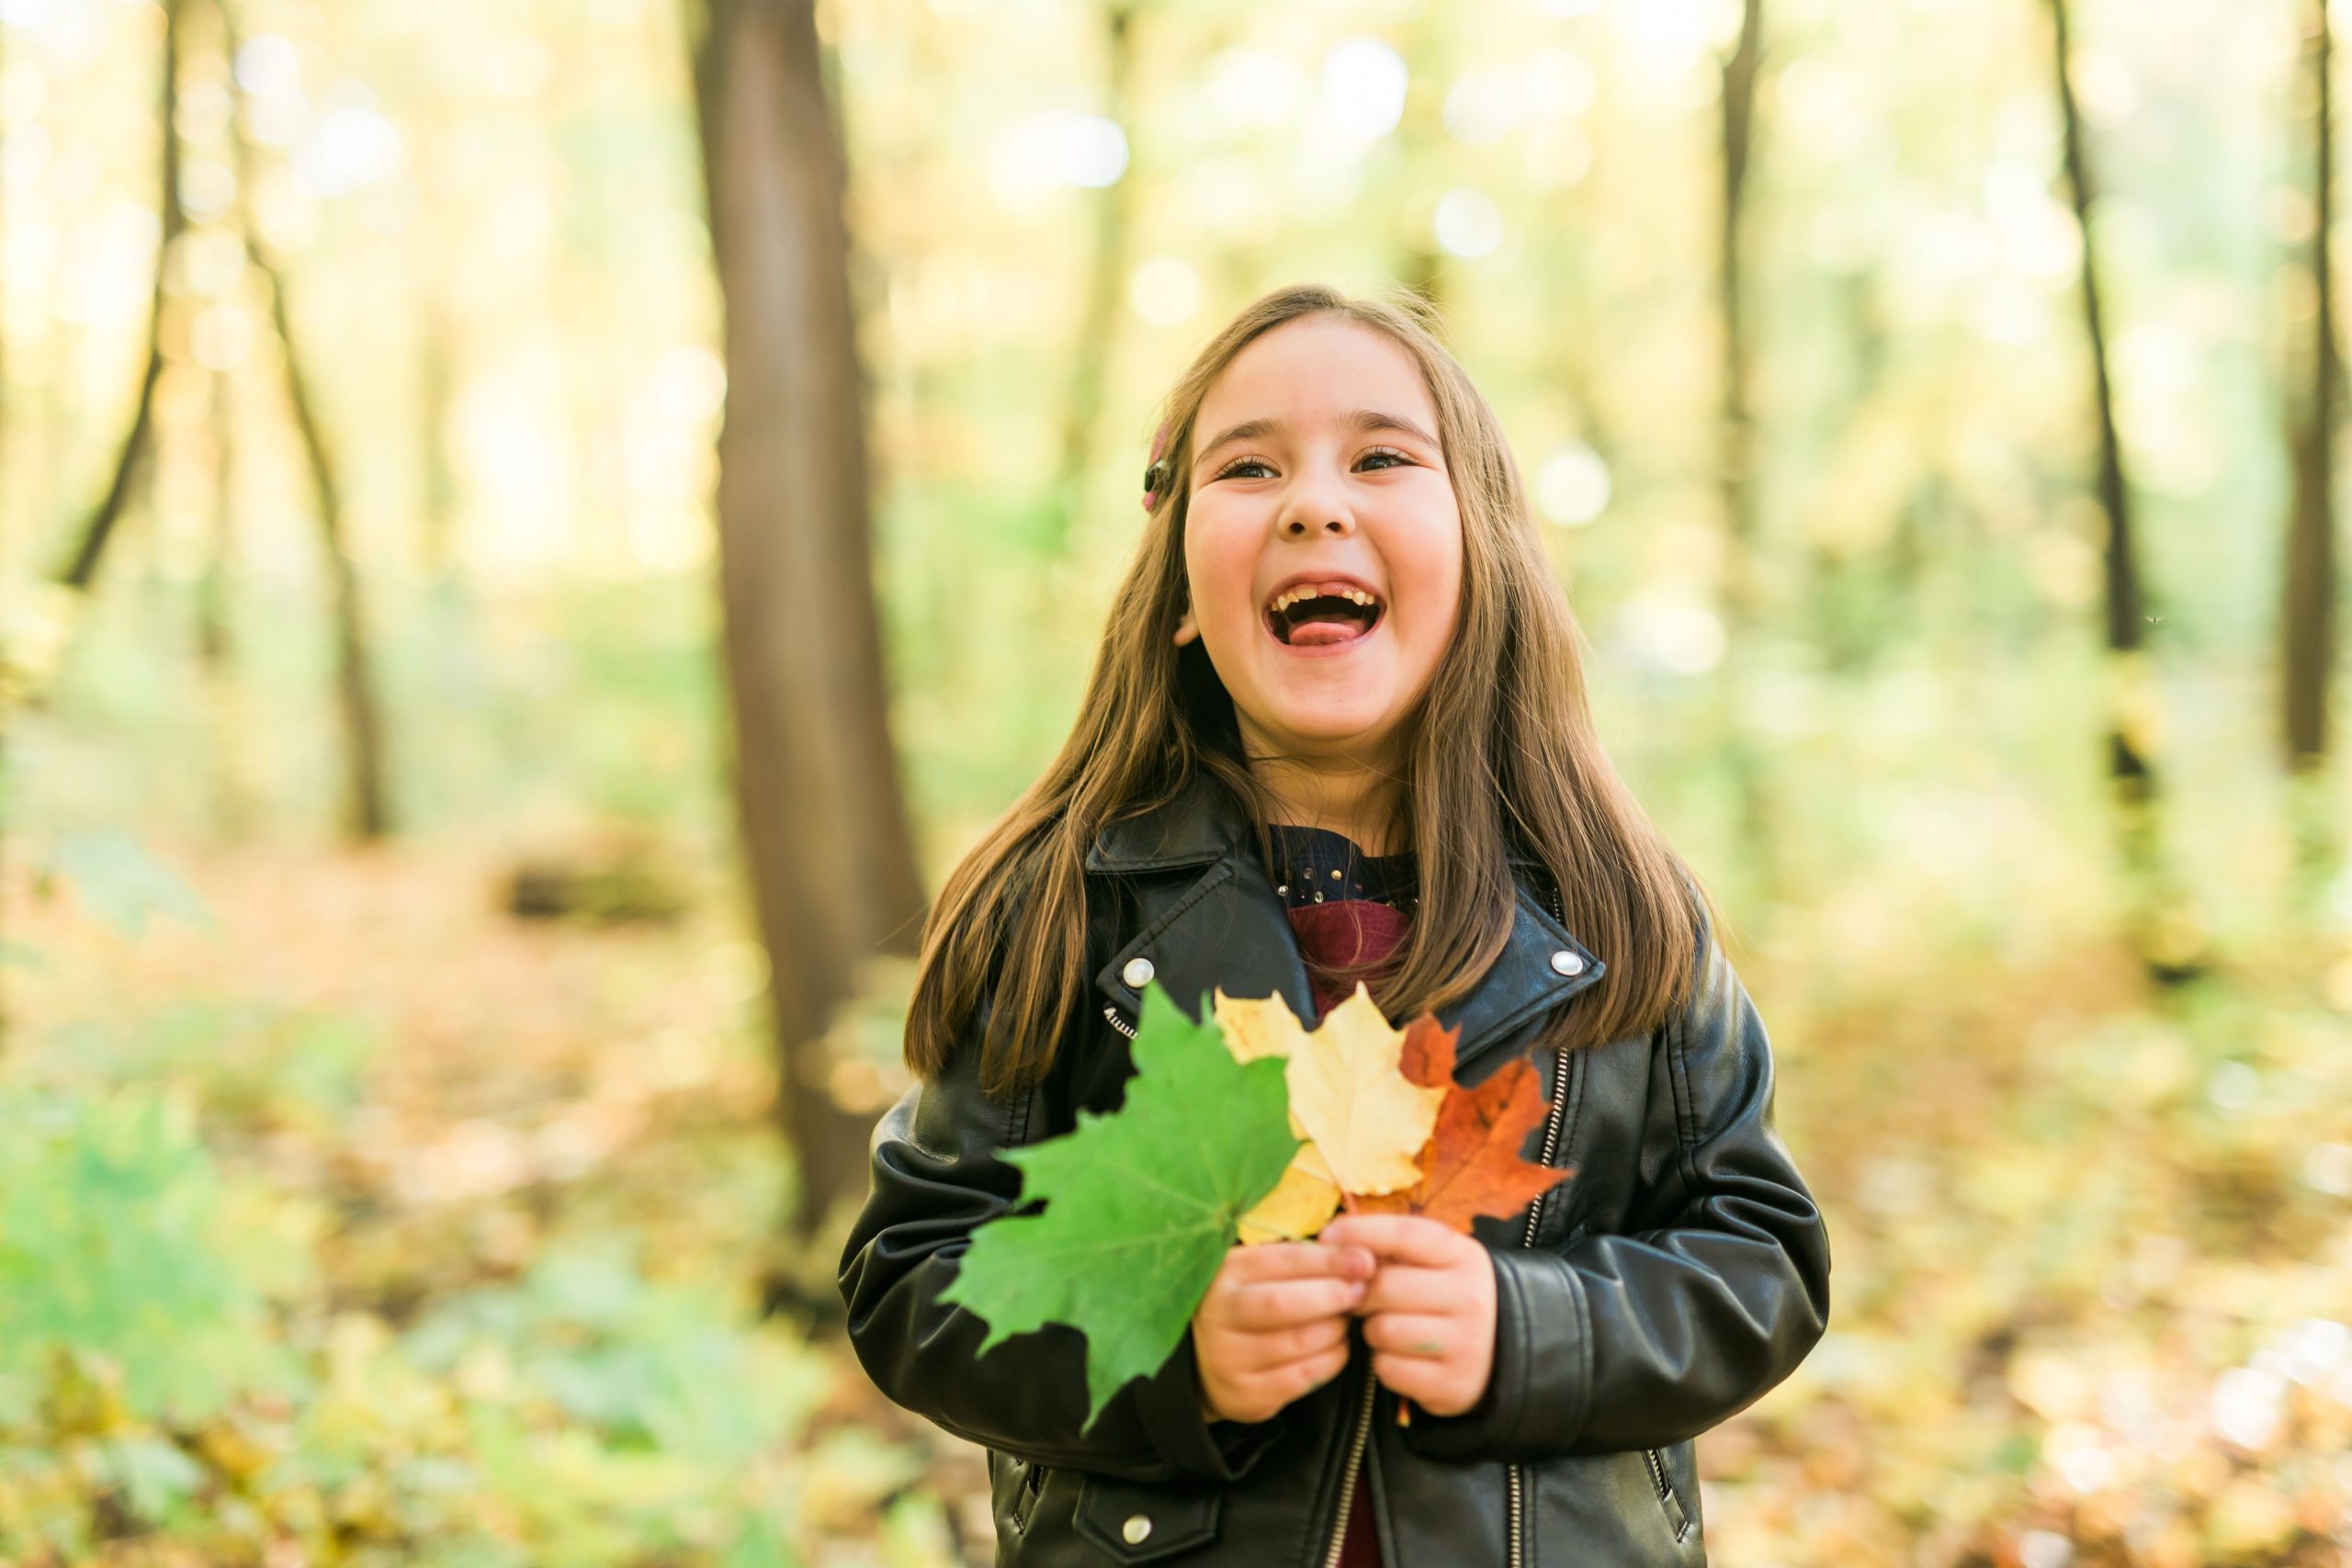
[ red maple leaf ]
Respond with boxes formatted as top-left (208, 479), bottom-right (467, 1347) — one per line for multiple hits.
top-left (1358, 1014), bottom-right (1575, 1233)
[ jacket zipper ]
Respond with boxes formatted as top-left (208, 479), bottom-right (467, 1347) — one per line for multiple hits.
top-left (1103, 1003), bottom-right (1137, 1039)
top-left (1508, 875), bottom-right (1576, 1568)
top-left (1508, 877), bottom-right (1686, 1557)
top-left (1321, 1359), bottom-right (1377, 1568)
top-left (1645, 1445), bottom-right (1692, 1541)
top-left (1010, 1459), bottom-right (1048, 1533)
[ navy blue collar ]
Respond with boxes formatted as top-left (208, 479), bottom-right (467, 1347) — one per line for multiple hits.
top-left (1265, 822), bottom-right (1417, 912)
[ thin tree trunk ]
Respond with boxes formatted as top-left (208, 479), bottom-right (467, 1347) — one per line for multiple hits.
top-left (2277, 0), bottom-right (2333, 893)
top-left (688, 0), bottom-right (929, 1273)
top-left (1394, 9), bottom-right (1450, 316)
top-left (2047, 0), bottom-right (2204, 978)
top-left (56, 0), bottom-right (184, 591)
top-left (218, 0), bottom-right (389, 841)
top-left (1711, 0), bottom-right (1781, 912)
top-left (1046, 1), bottom-right (1141, 557)
top-left (2284, 0), bottom-right (2341, 875)
top-left (419, 298), bottom-right (461, 584)
top-left (1398, 244), bottom-right (1443, 313)
top-left (0, 10), bottom-right (8, 482)
top-left (198, 362), bottom-right (258, 838)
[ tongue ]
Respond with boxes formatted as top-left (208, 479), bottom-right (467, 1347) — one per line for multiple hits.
top-left (1288, 616), bottom-right (1368, 647)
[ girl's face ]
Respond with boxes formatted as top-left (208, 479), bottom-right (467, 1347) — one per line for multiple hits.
top-left (1174, 315), bottom-right (1464, 770)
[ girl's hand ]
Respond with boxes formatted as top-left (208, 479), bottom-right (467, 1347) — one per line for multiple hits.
top-left (1190, 1241), bottom-right (1374, 1425)
top-left (1317, 1214), bottom-right (1498, 1417)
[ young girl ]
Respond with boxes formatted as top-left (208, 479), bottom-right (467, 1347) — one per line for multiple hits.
top-left (839, 284), bottom-right (1832, 1566)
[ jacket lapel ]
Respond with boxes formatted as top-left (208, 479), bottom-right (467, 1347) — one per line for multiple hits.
top-left (1086, 774), bottom-right (1606, 1073)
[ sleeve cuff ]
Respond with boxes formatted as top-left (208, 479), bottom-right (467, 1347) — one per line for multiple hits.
top-left (1125, 1332), bottom-right (1288, 1481)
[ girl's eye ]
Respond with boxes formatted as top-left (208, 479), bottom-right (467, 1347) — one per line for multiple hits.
top-left (1213, 448), bottom-right (1412, 481)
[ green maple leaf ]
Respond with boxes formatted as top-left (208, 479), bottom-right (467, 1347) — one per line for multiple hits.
top-left (938, 979), bottom-right (1299, 1430)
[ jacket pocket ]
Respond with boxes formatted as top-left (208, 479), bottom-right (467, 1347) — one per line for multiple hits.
top-left (1071, 1472), bottom-right (1223, 1562)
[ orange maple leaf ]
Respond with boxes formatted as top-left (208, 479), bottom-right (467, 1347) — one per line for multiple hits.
top-left (1360, 1014), bottom-right (1576, 1233)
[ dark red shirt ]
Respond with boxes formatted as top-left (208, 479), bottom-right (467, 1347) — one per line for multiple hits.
top-left (1271, 826), bottom-right (1418, 1568)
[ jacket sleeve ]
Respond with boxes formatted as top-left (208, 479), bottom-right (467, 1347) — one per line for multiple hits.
top-left (835, 978), bottom-right (1286, 1483)
top-left (1405, 918), bottom-right (1833, 1462)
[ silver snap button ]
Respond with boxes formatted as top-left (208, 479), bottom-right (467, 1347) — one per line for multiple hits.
top-left (1551, 950), bottom-right (1585, 976)
top-left (1122, 1513), bottom-right (1153, 1545)
top-left (1122, 956), bottom-right (1155, 988)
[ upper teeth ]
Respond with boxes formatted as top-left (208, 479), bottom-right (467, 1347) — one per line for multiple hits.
top-left (1270, 585), bottom-right (1378, 614)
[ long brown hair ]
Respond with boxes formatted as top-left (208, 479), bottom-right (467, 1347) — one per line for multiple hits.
top-left (905, 283), bottom-right (1717, 1099)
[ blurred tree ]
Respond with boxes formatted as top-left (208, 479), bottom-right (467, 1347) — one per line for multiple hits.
top-left (687, 0), bottom-right (927, 1272)
top-left (1048, 0), bottom-right (1143, 557)
top-left (55, 0), bottom-right (390, 843)
top-left (218, 0), bottom-right (389, 842)
top-left (2282, 0), bottom-right (2340, 877)
top-left (2046, 0), bottom-right (2204, 979)
top-left (54, 0), bottom-right (181, 595)
top-left (418, 299), bottom-right (461, 588)
top-left (1393, 10), bottom-right (1449, 312)
top-left (1713, 0), bottom-right (1781, 909)
top-left (198, 343), bottom-right (257, 840)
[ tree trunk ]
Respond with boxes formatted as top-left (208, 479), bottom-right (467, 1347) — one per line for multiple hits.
top-left (2284, 0), bottom-right (2342, 889)
top-left (1046, 1), bottom-right (1141, 556)
top-left (1711, 0), bottom-right (1782, 913)
top-left (2047, 0), bottom-right (2204, 978)
top-left (220, 0), bottom-right (390, 841)
top-left (419, 297), bottom-right (461, 585)
top-left (198, 361), bottom-right (259, 839)
top-left (688, 0), bottom-right (929, 1269)
top-left (56, 0), bottom-right (184, 592)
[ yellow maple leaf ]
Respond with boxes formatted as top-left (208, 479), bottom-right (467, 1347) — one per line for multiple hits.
top-left (1235, 1141), bottom-right (1342, 1245)
top-left (1216, 984), bottom-right (1442, 1199)
top-left (1215, 990), bottom-right (1343, 1242)
top-left (1213, 989), bottom-right (1314, 1065)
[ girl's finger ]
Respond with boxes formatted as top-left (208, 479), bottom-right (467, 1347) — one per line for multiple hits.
top-left (1353, 1262), bottom-right (1460, 1317)
top-left (1317, 1213), bottom-right (1462, 1269)
top-left (1220, 1240), bottom-right (1376, 1286)
top-left (1222, 1274), bottom-right (1366, 1331)
top-left (1236, 1315), bottom-right (1350, 1370)
top-left (1271, 1342), bottom-right (1351, 1402)
top-left (1362, 1312), bottom-right (1454, 1359)
top-left (1369, 1352), bottom-right (1451, 1406)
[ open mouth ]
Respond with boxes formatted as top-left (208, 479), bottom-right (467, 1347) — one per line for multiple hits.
top-left (1263, 583), bottom-right (1385, 649)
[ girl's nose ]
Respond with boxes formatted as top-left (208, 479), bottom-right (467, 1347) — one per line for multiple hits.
top-left (1281, 484), bottom-right (1356, 536)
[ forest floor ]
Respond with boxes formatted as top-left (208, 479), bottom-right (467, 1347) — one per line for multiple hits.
top-left (5, 838), bottom-right (2349, 1566)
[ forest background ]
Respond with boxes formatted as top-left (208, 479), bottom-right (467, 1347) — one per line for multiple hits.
top-left (1, 0), bottom-right (2349, 1562)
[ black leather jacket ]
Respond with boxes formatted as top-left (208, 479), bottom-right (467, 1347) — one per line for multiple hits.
top-left (839, 775), bottom-right (1832, 1566)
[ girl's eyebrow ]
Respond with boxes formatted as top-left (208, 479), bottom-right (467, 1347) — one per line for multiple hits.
top-left (1191, 408), bottom-right (1440, 471)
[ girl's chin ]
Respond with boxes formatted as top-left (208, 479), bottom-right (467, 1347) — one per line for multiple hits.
top-left (1244, 684), bottom-right (1402, 739)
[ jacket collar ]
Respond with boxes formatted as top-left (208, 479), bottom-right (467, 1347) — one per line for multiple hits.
top-left (1085, 772), bottom-right (1603, 1073)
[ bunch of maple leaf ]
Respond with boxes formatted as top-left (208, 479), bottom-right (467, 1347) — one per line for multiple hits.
top-left (941, 979), bottom-right (1575, 1427)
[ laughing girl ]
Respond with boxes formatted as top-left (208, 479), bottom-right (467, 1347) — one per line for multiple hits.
top-left (839, 283), bottom-right (1832, 1566)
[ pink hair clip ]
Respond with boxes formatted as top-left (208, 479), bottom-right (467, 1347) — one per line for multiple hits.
top-left (1141, 420), bottom-right (1172, 513)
